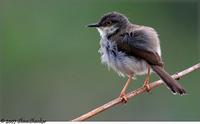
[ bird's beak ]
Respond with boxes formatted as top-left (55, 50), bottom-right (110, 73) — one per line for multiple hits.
top-left (87, 23), bottom-right (100, 28)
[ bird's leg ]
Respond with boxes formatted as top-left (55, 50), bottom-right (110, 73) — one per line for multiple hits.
top-left (143, 64), bottom-right (151, 92)
top-left (119, 74), bottom-right (132, 103)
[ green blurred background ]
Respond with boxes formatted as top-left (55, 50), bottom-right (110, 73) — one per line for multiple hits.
top-left (0, 0), bottom-right (200, 121)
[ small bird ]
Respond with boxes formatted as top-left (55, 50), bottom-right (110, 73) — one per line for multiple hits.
top-left (87, 12), bottom-right (186, 102)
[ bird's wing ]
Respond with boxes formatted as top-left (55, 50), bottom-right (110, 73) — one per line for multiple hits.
top-left (117, 30), bottom-right (163, 66)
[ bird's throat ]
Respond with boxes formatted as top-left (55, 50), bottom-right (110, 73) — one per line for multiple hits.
top-left (97, 26), bottom-right (119, 39)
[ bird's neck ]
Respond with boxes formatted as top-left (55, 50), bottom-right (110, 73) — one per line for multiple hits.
top-left (107, 25), bottom-right (130, 40)
top-left (107, 28), bottom-right (121, 39)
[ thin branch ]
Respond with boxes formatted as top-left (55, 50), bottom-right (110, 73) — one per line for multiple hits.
top-left (72, 63), bottom-right (200, 121)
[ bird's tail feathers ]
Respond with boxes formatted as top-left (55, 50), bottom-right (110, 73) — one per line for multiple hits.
top-left (151, 65), bottom-right (186, 95)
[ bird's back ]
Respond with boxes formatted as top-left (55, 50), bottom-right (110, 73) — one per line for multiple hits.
top-left (111, 24), bottom-right (161, 57)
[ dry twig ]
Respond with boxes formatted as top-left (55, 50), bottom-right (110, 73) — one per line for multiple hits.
top-left (72, 63), bottom-right (200, 121)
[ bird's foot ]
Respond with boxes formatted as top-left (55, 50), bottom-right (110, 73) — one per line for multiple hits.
top-left (119, 92), bottom-right (128, 103)
top-left (143, 82), bottom-right (151, 93)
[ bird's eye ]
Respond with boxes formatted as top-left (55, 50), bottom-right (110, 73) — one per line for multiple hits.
top-left (105, 21), bottom-right (112, 26)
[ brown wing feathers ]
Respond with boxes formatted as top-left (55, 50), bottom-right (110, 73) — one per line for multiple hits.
top-left (118, 30), bottom-right (186, 95)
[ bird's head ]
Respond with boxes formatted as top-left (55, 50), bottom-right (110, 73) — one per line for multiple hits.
top-left (87, 12), bottom-right (129, 37)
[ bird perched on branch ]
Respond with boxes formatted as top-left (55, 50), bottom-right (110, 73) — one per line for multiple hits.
top-left (87, 11), bottom-right (186, 103)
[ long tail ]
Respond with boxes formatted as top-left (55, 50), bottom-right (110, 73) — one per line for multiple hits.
top-left (151, 65), bottom-right (186, 95)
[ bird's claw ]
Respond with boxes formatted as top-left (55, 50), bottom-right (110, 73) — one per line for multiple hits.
top-left (119, 92), bottom-right (128, 103)
top-left (143, 83), bottom-right (151, 93)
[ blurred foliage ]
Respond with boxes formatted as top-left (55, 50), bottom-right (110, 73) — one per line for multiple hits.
top-left (0, 0), bottom-right (199, 121)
